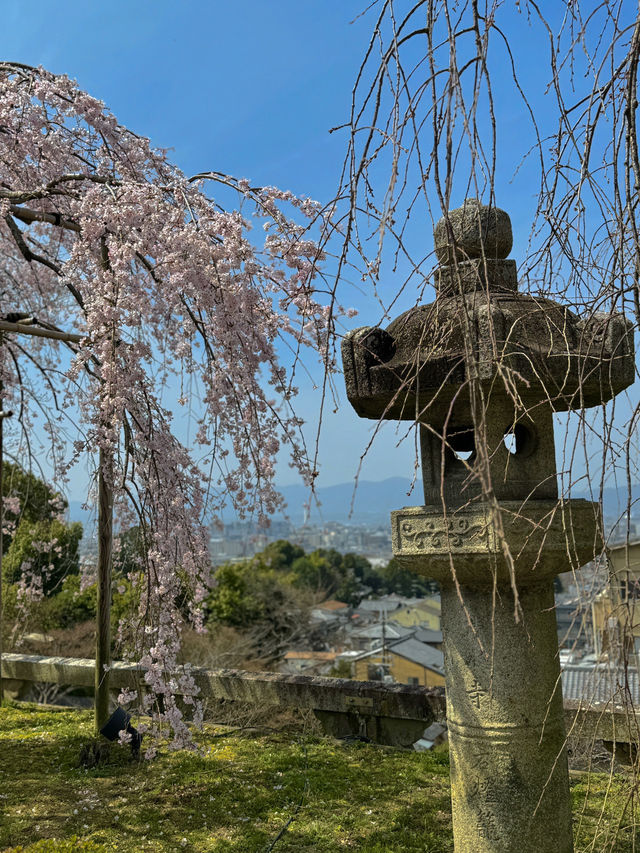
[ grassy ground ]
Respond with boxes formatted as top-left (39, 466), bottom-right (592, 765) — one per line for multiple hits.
top-left (0, 704), bottom-right (637, 852)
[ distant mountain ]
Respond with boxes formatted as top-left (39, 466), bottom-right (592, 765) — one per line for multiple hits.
top-left (276, 477), bottom-right (420, 525)
top-left (67, 478), bottom-right (640, 531)
top-left (575, 483), bottom-right (640, 523)
top-left (277, 478), bottom-right (640, 525)
top-left (66, 478), bottom-right (420, 531)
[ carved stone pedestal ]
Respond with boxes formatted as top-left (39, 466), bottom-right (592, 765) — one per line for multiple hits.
top-left (442, 581), bottom-right (570, 852)
top-left (391, 501), bottom-right (600, 852)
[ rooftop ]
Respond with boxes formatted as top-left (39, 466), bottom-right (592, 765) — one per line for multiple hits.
top-left (561, 664), bottom-right (640, 704)
top-left (413, 628), bottom-right (444, 645)
top-left (284, 651), bottom-right (339, 661)
top-left (354, 638), bottom-right (445, 675)
top-left (351, 623), bottom-right (414, 641)
top-left (316, 599), bottom-right (349, 612)
top-left (390, 639), bottom-right (445, 674)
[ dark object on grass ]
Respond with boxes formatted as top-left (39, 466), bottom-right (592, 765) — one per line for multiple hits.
top-left (78, 739), bottom-right (111, 768)
top-left (339, 733), bottom-right (372, 744)
top-left (100, 707), bottom-right (143, 757)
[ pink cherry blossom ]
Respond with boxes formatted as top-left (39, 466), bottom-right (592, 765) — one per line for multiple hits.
top-left (0, 62), bottom-right (348, 751)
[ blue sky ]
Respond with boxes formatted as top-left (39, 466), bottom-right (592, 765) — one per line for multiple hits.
top-left (4, 1), bottom-right (431, 497)
top-left (3, 2), bottom-right (367, 201)
top-left (3, 2), bottom-right (388, 494)
top-left (2, 1), bottom-right (638, 501)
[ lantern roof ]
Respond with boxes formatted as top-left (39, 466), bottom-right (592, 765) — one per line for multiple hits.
top-left (343, 199), bottom-right (634, 424)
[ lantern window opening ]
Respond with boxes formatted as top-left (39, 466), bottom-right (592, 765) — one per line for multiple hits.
top-left (446, 426), bottom-right (475, 463)
top-left (503, 422), bottom-right (537, 458)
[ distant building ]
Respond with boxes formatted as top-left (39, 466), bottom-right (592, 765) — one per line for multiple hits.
top-left (209, 528), bottom-right (269, 564)
top-left (352, 595), bottom-right (442, 632)
top-left (310, 599), bottom-right (350, 624)
top-left (316, 599), bottom-right (349, 613)
top-left (354, 596), bottom-right (405, 621)
top-left (413, 627), bottom-right (444, 650)
top-left (350, 621), bottom-right (415, 651)
top-left (561, 662), bottom-right (639, 704)
top-left (393, 596), bottom-right (442, 631)
top-left (209, 517), bottom-right (395, 566)
top-left (592, 540), bottom-right (640, 666)
top-left (352, 637), bottom-right (445, 688)
top-left (282, 650), bottom-right (340, 675)
top-left (309, 599), bottom-right (351, 640)
top-left (555, 597), bottom-right (593, 652)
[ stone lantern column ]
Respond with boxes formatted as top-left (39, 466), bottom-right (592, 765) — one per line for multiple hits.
top-left (342, 199), bottom-right (634, 852)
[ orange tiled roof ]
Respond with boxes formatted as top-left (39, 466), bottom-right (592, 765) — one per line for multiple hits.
top-left (284, 651), bottom-right (339, 661)
top-left (317, 599), bottom-right (349, 611)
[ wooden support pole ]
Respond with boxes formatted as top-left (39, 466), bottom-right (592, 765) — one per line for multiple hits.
top-left (94, 446), bottom-right (114, 735)
top-left (0, 336), bottom-right (11, 705)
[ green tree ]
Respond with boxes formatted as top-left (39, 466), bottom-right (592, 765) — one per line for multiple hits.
top-left (2, 461), bottom-right (60, 515)
top-left (261, 539), bottom-right (304, 571)
top-left (3, 517), bottom-right (83, 597)
top-left (1, 461), bottom-right (83, 596)
top-left (328, 659), bottom-right (353, 679)
top-left (114, 525), bottom-right (148, 576)
top-left (207, 562), bottom-right (263, 627)
top-left (286, 548), bottom-right (368, 606)
top-left (377, 559), bottom-right (435, 598)
top-left (290, 548), bottom-right (343, 594)
top-left (334, 570), bottom-right (360, 607)
top-left (207, 556), bottom-right (314, 657)
top-left (2, 462), bottom-right (66, 549)
top-left (341, 553), bottom-right (385, 595)
top-left (45, 574), bottom-right (97, 629)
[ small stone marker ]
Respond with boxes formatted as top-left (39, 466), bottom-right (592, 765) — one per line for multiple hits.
top-left (342, 199), bottom-right (634, 852)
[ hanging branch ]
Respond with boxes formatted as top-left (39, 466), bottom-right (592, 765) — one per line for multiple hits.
top-left (0, 61), bottom-right (348, 752)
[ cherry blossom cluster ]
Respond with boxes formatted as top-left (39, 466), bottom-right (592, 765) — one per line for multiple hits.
top-left (0, 63), bottom-right (346, 752)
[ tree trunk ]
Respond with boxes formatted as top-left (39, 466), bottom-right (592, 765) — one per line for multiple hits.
top-left (95, 446), bottom-right (114, 735)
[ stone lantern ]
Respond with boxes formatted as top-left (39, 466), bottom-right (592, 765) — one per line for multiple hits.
top-left (342, 199), bottom-right (634, 852)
